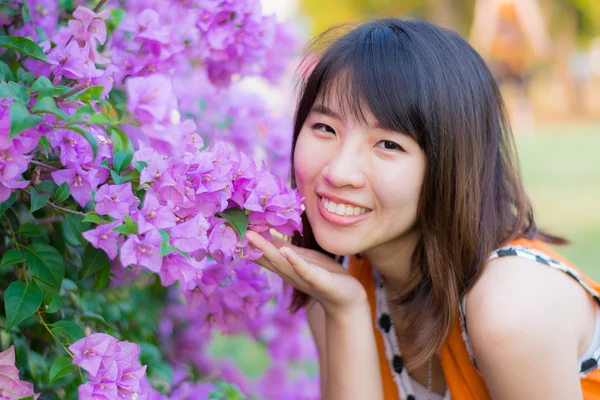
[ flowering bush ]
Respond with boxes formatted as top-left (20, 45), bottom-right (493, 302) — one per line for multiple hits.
top-left (0, 1), bottom-right (318, 399)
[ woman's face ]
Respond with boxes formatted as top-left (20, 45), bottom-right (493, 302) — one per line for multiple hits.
top-left (294, 95), bottom-right (427, 256)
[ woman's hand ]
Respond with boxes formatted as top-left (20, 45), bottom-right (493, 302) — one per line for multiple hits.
top-left (245, 230), bottom-right (367, 315)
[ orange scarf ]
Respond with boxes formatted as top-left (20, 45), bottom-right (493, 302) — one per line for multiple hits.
top-left (348, 238), bottom-right (600, 399)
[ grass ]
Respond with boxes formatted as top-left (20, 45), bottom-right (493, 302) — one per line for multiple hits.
top-left (515, 122), bottom-right (600, 280)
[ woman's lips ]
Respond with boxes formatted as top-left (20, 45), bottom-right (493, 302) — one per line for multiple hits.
top-left (316, 196), bottom-right (371, 226)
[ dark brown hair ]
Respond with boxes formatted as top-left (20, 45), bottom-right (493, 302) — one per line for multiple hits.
top-left (288, 19), bottom-right (565, 370)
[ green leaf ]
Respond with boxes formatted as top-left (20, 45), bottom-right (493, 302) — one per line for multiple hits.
top-left (81, 213), bottom-right (104, 224)
top-left (39, 135), bottom-right (51, 158)
top-left (18, 397), bottom-right (35, 400)
top-left (65, 214), bottom-right (90, 245)
top-left (43, 290), bottom-right (61, 313)
top-left (134, 161), bottom-right (148, 172)
top-left (112, 150), bottom-right (133, 174)
top-left (4, 281), bottom-right (43, 330)
top-left (97, 158), bottom-right (111, 170)
top-left (9, 100), bottom-right (43, 138)
top-left (158, 229), bottom-right (177, 256)
top-left (80, 244), bottom-right (110, 280)
top-left (0, 36), bottom-right (49, 62)
top-left (65, 125), bottom-right (98, 159)
top-left (68, 86), bottom-right (103, 102)
top-left (111, 127), bottom-right (134, 154)
top-left (49, 357), bottom-right (76, 384)
top-left (31, 96), bottom-right (68, 120)
top-left (29, 187), bottom-right (49, 213)
top-left (27, 76), bottom-right (53, 93)
top-left (17, 67), bottom-right (35, 85)
top-left (17, 222), bottom-right (43, 238)
top-left (0, 81), bottom-right (29, 102)
top-left (86, 113), bottom-right (112, 125)
top-left (93, 261), bottom-right (111, 288)
top-left (0, 192), bottom-right (16, 218)
top-left (53, 182), bottom-right (70, 203)
top-left (49, 320), bottom-right (84, 344)
top-left (24, 244), bottom-right (65, 288)
top-left (120, 168), bottom-right (140, 183)
top-left (0, 249), bottom-right (25, 268)
top-left (0, 60), bottom-right (13, 81)
top-left (217, 207), bottom-right (249, 241)
top-left (113, 215), bottom-right (138, 235)
top-left (81, 312), bottom-right (110, 328)
top-left (36, 180), bottom-right (57, 195)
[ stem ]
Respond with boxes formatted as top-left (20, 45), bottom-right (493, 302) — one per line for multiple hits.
top-left (5, 214), bottom-right (28, 285)
top-left (22, 189), bottom-right (89, 217)
top-left (37, 312), bottom-right (74, 358)
top-left (30, 160), bottom-right (60, 171)
top-left (56, 82), bottom-right (90, 103)
top-left (36, 216), bottom-right (64, 224)
top-left (93, 0), bottom-right (109, 13)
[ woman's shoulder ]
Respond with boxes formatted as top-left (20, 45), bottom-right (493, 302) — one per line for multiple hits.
top-left (464, 242), bottom-right (595, 371)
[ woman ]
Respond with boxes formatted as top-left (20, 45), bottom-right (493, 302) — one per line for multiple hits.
top-left (246, 19), bottom-right (600, 400)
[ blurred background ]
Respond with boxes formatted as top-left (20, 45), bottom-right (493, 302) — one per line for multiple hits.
top-left (263, 0), bottom-right (600, 280)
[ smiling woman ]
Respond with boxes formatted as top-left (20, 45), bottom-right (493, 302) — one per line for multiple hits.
top-left (246, 18), bottom-right (600, 400)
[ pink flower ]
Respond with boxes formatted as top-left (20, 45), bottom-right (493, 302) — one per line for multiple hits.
top-left (82, 221), bottom-right (121, 259)
top-left (120, 229), bottom-right (163, 273)
top-left (94, 183), bottom-right (141, 221)
top-left (125, 74), bottom-right (177, 124)
top-left (135, 193), bottom-right (176, 234)
top-left (170, 214), bottom-right (209, 254)
top-left (69, 333), bottom-right (119, 379)
top-left (0, 346), bottom-right (40, 399)
top-left (51, 166), bottom-right (108, 207)
top-left (68, 6), bottom-right (110, 45)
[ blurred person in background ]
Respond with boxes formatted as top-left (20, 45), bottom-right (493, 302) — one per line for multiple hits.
top-left (248, 18), bottom-right (600, 400)
top-left (471, 0), bottom-right (552, 127)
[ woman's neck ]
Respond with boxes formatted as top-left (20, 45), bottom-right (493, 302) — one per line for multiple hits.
top-left (363, 229), bottom-right (420, 292)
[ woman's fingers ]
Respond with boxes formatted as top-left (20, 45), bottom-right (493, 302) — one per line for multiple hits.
top-left (280, 246), bottom-right (331, 292)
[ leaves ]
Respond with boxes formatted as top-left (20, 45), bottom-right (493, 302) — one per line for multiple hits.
top-left (81, 213), bottom-right (104, 224)
top-left (0, 81), bottom-right (29, 102)
top-left (49, 357), bottom-right (76, 384)
top-left (111, 127), bottom-right (134, 174)
top-left (30, 187), bottom-right (50, 213)
top-left (0, 192), bottom-right (16, 218)
top-left (0, 36), bottom-right (49, 62)
top-left (0, 249), bottom-right (25, 268)
top-left (68, 86), bottom-right (103, 102)
top-left (39, 135), bottom-right (51, 157)
top-left (65, 214), bottom-right (91, 245)
top-left (24, 244), bottom-right (65, 288)
top-left (80, 245), bottom-right (110, 280)
top-left (53, 182), bottom-right (71, 203)
top-left (113, 215), bottom-right (138, 235)
top-left (217, 207), bottom-right (249, 241)
top-left (0, 60), bottom-right (13, 81)
top-left (31, 96), bottom-right (68, 120)
top-left (159, 230), bottom-right (178, 257)
top-left (36, 180), bottom-right (58, 195)
top-left (43, 290), bottom-right (61, 313)
top-left (49, 321), bottom-right (85, 344)
top-left (4, 281), bottom-right (43, 330)
top-left (28, 76), bottom-right (53, 93)
top-left (9, 100), bottom-right (44, 138)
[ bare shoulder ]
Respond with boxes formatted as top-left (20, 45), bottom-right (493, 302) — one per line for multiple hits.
top-left (466, 252), bottom-right (592, 344)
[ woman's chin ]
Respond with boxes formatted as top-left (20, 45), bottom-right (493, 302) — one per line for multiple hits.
top-left (313, 232), bottom-right (363, 256)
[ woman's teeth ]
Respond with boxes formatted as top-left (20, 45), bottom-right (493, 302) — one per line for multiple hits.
top-left (321, 197), bottom-right (369, 216)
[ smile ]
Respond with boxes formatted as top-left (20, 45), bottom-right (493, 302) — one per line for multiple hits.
top-left (317, 195), bottom-right (372, 226)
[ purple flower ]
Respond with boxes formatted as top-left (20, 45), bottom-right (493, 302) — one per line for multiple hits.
top-left (207, 220), bottom-right (238, 265)
top-left (94, 183), bottom-right (140, 221)
top-left (135, 192), bottom-right (176, 234)
top-left (0, 346), bottom-right (40, 399)
top-left (159, 252), bottom-right (204, 287)
top-left (48, 129), bottom-right (94, 168)
top-left (51, 166), bottom-right (108, 207)
top-left (69, 333), bottom-right (119, 379)
top-left (125, 74), bottom-right (177, 124)
top-left (47, 41), bottom-right (102, 82)
top-left (170, 214), bottom-right (209, 254)
top-left (82, 221), bottom-right (121, 259)
top-left (120, 229), bottom-right (163, 273)
top-left (68, 6), bottom-right (109, 45)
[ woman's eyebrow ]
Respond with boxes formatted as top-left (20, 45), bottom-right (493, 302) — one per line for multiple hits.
top-left (310, 104), bottom-right (342, 120)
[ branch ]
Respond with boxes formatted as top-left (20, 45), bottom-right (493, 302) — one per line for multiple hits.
top-left (37, 312), bottom-right (74, 358)
top-left (22, 189), bottom-right (89, 217)
top-left (30, 160), bottom-right (60, 171)
top-left (56, 82), bottom-right (90, 103)
top-left (94, 0), bottom-right (109, 13)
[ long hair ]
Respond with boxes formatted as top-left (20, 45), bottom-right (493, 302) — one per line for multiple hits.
top-left (288, 18), bottom-right (565, 370)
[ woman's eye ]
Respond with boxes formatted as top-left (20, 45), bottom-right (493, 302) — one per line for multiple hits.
top-left (377, 140), bottom-right (404, 152)
top-left (311, 123), bottom-right (336, 135)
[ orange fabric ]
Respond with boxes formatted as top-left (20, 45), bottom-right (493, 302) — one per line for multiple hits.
top-left (348, 239), bottom-right (600, 400)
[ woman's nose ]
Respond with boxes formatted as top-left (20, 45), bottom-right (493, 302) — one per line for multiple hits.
top-left (321, 144), bottom-right (366, 189)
